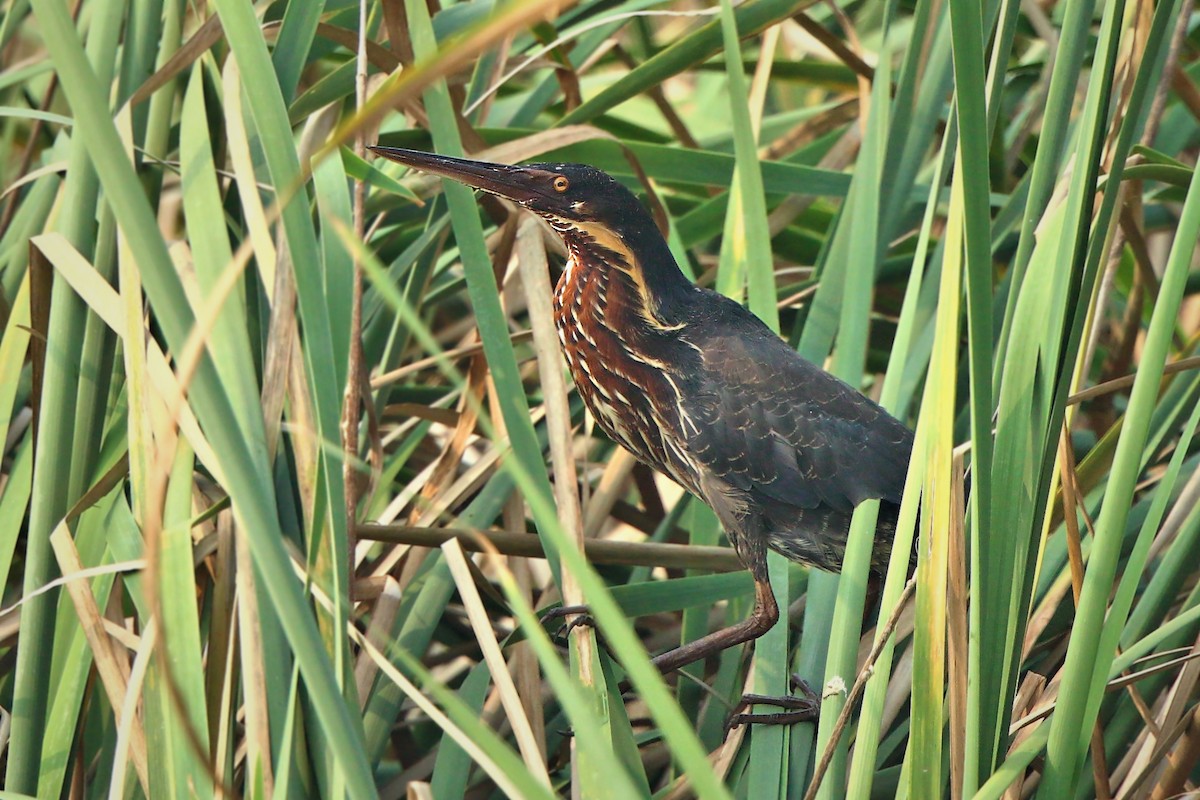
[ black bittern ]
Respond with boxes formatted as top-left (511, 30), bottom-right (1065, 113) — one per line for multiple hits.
top-left (370, 146), bottom-right (914, 696)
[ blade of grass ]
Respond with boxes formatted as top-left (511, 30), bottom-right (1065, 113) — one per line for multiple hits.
top-left (0, 434), bottom-right (31, 593)
top-left (403, 0), bottom-right (564, 584)
top-left (513, 215), bottom-right (613, 790)
top-left (49, 519), bottom-right (149, 793)
top-left (906, 147), bottom-right (966, 800)
top-left (1040, 99), bottom-right (1200, 800)
top-left (442, 541), bottom-right (553, 788)
top-left (559, 0), bottom-right (812, 127)
top-left (986, 0), bottom-right (1138, 784)
top-left (353, 621), bottom-right (560, 800)
top-left (947, 0), bottom-right (998, 786)
top-left (0, 272), bottom-right (30, 460)
top-left (144, 441), bottom-right (212, 797)
top-left (8, 5), bottom-right (124, 786)
top-left (27, 3), bottom-right (378, 790)
top-left (844, 108), bottom-right (950, 799)
top-left (993, 0), bottom-right (1101, 378)
top-left (812, 50), bottom-right (893, 799)
top-left (428, 662), bottom-right (494, 798)
top-left (208, 10), bottom-right (357, 752)
top-left (272, 0), bottom-right (327, 104)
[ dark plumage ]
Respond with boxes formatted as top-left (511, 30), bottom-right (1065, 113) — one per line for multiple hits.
top-left (370, 146), bottom-right (914, 680)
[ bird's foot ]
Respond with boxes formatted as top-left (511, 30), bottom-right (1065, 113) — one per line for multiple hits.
top-left (539, 604), bottom-right (595, 640)
top-left (725, 675), bottom-right (820, 731)
top-left (540, 605), bottom-right (625, 668)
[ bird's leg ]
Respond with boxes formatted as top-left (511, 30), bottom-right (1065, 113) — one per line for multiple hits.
top-left (649, 578), bottom-right (779, 674)
top-left (542, 578), bottom-right (803, 724)
top-left (540, 578), bottom-right (779, 674)
top-left (651, 579), bottom-right (819, 728)
top-left (722, 575), bottom-right (879, 728)
top-left (650, 572), bottom-right (816, 731)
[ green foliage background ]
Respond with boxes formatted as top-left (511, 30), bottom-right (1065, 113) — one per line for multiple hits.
top-left (0, 0), bottom-right (1198, 797)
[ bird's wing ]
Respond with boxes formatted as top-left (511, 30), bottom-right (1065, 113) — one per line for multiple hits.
top-left (680, 317), bottom-right (913, 514)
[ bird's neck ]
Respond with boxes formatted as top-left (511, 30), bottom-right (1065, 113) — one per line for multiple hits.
top-left (556, 223), bottom-right (692, 330)
top-left (551, 225), bottom-right (701, 492)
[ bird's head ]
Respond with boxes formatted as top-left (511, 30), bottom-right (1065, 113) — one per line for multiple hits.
top-left (370, 146), bottom-right (663, 248)
top-left (370, 146), bottom-right (693, 318)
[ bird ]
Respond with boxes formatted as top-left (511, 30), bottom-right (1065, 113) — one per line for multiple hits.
top-left (370, 146), bottom-right (914, 697)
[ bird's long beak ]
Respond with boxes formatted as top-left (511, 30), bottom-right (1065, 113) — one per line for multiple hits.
top-left (368, 146), bottom-right (555, 205)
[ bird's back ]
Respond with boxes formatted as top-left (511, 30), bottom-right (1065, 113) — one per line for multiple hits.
top-left (674, 289), bottom-right (914, 576)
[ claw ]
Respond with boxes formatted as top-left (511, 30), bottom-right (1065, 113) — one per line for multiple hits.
top-left (790, 673), bottom-right (818, 698)
top-left (539, 604), bottom-right (594, 640)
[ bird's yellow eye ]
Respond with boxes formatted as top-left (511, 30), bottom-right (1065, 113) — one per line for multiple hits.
top-left (553, 176), bottom-right (570, 193)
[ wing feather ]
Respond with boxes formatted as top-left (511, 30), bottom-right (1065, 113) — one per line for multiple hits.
top-left (680, 308), bottom-right (913, 515)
